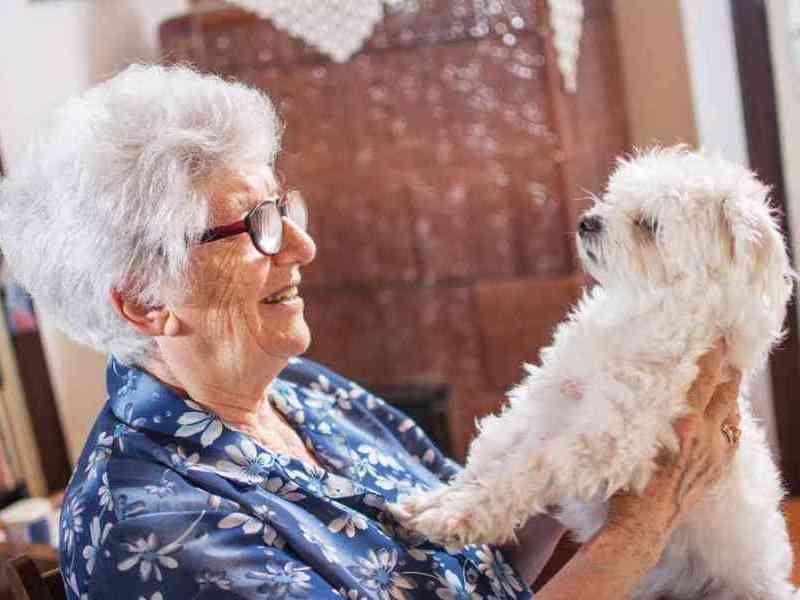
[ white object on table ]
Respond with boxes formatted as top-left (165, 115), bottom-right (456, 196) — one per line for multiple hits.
top-left (0, 497), bottom-right (57, 547)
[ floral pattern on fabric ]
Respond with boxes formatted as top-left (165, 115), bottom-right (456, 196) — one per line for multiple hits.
top-left (60, 357), bottom-right (531, 599)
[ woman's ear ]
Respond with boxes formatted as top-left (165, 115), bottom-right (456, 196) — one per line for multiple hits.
top-left (109, 288), bottom-right (180, 337)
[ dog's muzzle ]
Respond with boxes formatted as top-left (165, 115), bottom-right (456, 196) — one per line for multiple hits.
top-left (578, 215), bottom-right (603, 239)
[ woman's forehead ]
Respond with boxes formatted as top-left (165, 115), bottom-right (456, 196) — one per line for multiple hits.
top-left (207, 167), bottom-right (279, 217)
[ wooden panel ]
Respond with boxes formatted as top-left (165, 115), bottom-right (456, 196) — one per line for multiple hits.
top-left (782, 497), bottom-right (800, 585)
top-left (304, 285), bottom-right (486, 384)
top-left (560, 132), bottom-right (631, 245)
top-left (308, 159), bottom-right (569, 289)
top-left (475, 275), bottom-right (582, 389)
top-left (508, 159), bottom-right (573, 276)
top-left (300, 173), bottom-right (419, 289)
top-left (263, 36), bottom-right (556, 176)
top-left (447, 382), bottom-right (506, 460)
top-left (404, 167), bottom-right (517, 283)
top-left (0, 543), bottom-right (58, 600)
top-left (570, 11), bottom-right (630, 155)
top-left (347, 50), bottom-right (445, 173)
top-left (251, 65), bottom-right (354, 177)
top-left (302, 287), bottom-right (387, 384)
top-left (426, 36), bottom-right (556, 165)
top-left (375, 286), bottom-right (484, 384)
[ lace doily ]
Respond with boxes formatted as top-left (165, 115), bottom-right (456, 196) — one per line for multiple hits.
top-left (547, 0), bottom-right (584, 93)
top-left (227, 0), bottom-right (385, 63)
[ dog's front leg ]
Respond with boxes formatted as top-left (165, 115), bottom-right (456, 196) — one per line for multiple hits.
top-left (394, 403), bottom-right (571, 546)
top-left (395, 375), bottom-right (646, 546)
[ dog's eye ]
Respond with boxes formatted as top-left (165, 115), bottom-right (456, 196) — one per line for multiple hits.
top-left (635, 217), bottom-right (659, 236)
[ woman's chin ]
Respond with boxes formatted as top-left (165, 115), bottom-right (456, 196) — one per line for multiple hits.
top-left (256, 319), bottom-right (312, 360)
top-left (289, 324), bottom-right (312, 357)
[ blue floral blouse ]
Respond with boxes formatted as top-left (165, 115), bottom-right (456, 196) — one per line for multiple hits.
top-left (59, 357), bottom-right (531, 599)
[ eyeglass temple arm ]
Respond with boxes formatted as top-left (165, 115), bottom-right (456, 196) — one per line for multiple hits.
top-left (198, 220), bottom-right (248, 244)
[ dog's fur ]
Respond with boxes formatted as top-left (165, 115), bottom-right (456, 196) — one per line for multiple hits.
top-left (397, 147), bottom-right (797, 599)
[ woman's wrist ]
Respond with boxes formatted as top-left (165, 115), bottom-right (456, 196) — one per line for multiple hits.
top-left (605, 491), bottom-right (679, 550)
top-left (600, 517), bottom-right (669, 566)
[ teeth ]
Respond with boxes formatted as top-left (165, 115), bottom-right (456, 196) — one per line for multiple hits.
top-left (263, 286), bottom-right (298, 304)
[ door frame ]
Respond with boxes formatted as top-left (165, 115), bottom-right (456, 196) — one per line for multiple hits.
top-left (731, 0), bottom-right (800, 494)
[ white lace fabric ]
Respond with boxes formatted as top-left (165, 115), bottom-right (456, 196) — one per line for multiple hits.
top-left (227, 0), bottom-right (385, 63)
top-left (547, 0), bottom-right (584, 93)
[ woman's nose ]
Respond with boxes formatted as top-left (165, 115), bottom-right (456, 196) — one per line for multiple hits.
top-left (274, 217), bottom-right (316, 266)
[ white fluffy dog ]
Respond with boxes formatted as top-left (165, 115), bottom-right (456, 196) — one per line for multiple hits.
top-left (398, 147), bottom-right (797, 599)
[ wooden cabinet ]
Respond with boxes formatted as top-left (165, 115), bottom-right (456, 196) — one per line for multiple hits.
top-left (160, 0), bottom-right (630, 460)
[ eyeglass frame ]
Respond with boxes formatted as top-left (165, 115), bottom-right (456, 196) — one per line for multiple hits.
top-left (195, 190), bottom-right (307, 256)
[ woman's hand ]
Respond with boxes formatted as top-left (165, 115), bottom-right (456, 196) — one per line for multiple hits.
top-left (537, 342), bottom-right (742, 599)
top-left (607, 342), bottom-right (742, 543)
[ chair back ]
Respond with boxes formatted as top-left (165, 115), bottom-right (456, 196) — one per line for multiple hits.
top-left (4, 556), bottom-right (65, 600)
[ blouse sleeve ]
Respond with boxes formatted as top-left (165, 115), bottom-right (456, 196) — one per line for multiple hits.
top-left (86, 510), bottom-right (343, 600)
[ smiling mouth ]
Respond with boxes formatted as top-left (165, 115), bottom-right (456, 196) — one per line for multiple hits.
top-left (261, 286), bottom-right (300, 304)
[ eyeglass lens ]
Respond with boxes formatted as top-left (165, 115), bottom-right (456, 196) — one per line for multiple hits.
top-left (284, 190), bottom-right (308, 232)
top-left (251, 191), bottom-right (308, 255)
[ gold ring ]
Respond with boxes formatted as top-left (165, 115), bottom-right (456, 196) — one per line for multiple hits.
top-left (721, 423), bottom-right (741, 445)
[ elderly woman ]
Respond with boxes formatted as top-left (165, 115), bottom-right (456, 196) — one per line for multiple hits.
top-left (0, 65), bottom-right (740, 600)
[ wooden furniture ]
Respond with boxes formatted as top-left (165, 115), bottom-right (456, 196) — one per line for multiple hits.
top-left (160, 0), bottom-right (630, 460)
top-left (0, 544), bottom-right (58, 600)
top-left (782, 497), bottom-right (800, 585)
top-left (4, 557), bottom-right (63, 600)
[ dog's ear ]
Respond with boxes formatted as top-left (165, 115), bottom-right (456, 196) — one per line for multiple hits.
top-left (721, 194), bottom-right (793, 312)
top-left (742, 205), bottom-right (793, 321)
top-left (718, 202), bottom-right (737, 263)
top-left (752, 214), bottom-right (794, 312)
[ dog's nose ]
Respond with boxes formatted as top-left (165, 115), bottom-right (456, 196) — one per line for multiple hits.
top-left (578, 215), bottom-right (603, 237)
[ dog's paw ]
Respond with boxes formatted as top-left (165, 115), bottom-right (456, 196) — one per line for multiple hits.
top-left (391, 486), bottom-right (495, 546)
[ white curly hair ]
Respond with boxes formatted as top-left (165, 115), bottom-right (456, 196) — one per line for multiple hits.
top-left (0, 64), bottom-right (282, 363)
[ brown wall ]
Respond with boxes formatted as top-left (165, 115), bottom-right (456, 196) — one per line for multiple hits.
top-left (612, 0), bottom-right (697, 148)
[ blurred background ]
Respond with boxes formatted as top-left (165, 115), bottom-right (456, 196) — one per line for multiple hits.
top-left (0, 0), bottom-right (798, 588)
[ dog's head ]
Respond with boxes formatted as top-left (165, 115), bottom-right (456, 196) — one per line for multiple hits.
top-left (577, 147), bottom-right (793, 350)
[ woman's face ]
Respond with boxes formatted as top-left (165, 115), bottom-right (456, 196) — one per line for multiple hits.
top-left (167, 166), bottom-right (316, 386)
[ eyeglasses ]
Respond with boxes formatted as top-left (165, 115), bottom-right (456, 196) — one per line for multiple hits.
top-left (197, 190), bottom-right (308, 256)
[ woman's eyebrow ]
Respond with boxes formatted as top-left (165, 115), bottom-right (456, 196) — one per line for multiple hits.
top-left (224, 176), bottom-right (281, 215)
top-left (230, 190), bottom-right (263, 215)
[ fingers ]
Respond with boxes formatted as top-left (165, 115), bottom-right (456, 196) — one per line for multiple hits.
top-left (671, 413), bottom-right (702, 455)
top-left (705, 369), bottom-right (743, 425)
top-left (686, 341), bottom-right (725, 413)
top-left (724, 407), bottom-right (742, 430)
